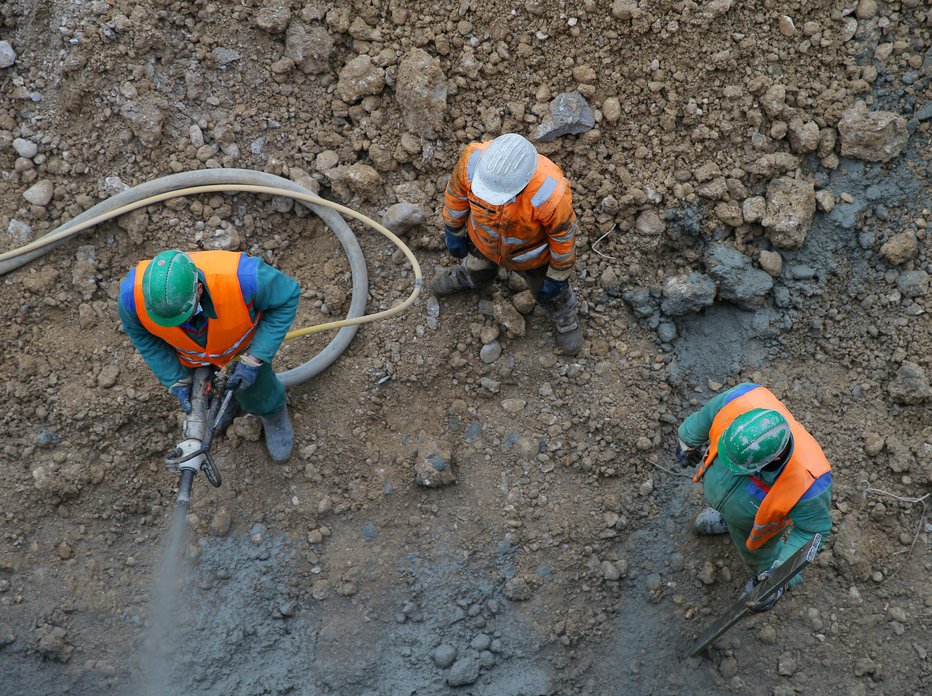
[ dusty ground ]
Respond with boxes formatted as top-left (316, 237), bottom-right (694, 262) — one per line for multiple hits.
top-left (0, 1), bottom-right (930, 695)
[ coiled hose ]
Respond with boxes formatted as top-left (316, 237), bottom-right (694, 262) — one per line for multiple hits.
top-left (0, 168), bottom-right (422, 387)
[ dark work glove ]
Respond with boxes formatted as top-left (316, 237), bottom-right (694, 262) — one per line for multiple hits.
top-left (444, 226), bottom-right (468, 259)
top-left (742, 567), bottom-right (786, 613)
top-left (169, 382), bottom-right (192, 414)
top-left (227, 359), bottom-right (261, 392)
top-left (536, 276), bottom-right (567, 303)
top-left (675, 441), bottom-right (691, 467)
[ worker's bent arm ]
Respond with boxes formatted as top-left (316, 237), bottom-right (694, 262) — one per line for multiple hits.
top-left (246, 261), bottom-right (301, 363)
top-left (117, 296), bottom-right (188, 388)
top-left (543, 205), bottom-right (578, 281)
top-left (779, 483), bottom-right (833, 588)
top-left (677, 383), bottom-right (759, 447)
top-left (441, 144), bottom-right (476, 232)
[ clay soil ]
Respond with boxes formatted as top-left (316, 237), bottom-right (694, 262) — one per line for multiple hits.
top-left (0, 1), bottom-right (929, 695)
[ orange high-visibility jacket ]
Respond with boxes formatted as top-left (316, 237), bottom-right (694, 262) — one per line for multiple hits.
top-left (442, 141), bottom-right (578, 277)
top-left (693, 386), bottom-right (832, 550)
top-left (132, 251), bottom-right (261, 369)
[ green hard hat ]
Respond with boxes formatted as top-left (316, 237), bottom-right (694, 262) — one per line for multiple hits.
top-left (718, 408), bottom-right (792, 475)
top-left (142, 250), bottom-right (199, 327)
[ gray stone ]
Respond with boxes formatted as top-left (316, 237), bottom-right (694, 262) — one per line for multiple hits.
top-left (705, 244), bottom-right (774, 310)
top-left (285, 23), bottom-right (334, 74)
top-left (211, 47), bottom-right (241, 66)
top-left (12, 138), bottom-right (38, 159)
top-left (504, 576), bottom-right (533, 601)
top-left (623, 287), bottom-right (658, 318)
top-left (381, 202), bottom-right (424, 235)
top-left (888, 361), bottom-right (932, 405)
top-left (470, 633), bottom-right (491, 651)
top-left (395, 49), bottom-right (448, 139)
top-left (897, 270), bottom-right (929, 298)
top-left (480, 341), bottom-right (502, 364)
top-left (656, 321), bottom-right (677, 343)
top-left (336, 55), bottom-right (384, 103)
top-left (120, 97), bottom-right (167, 148)
top-left (838, 101), bottom-right (909, 162)
top-left (447, 657), bottom-right (480, 686)
top-left (762, 177), bottom-right (816, 249)
top-left (432, 643), bottom-right (457, 668)
top-left (5, 219), bottom-right (32, 244)
top-left (532, 92), bottom-right (595, 142)
top-left (0, 41), bottom-right (15, 69)
top-left (23, 180), bottom-right (54, 206)
top-left (660, 273), bottom-right (716, 316)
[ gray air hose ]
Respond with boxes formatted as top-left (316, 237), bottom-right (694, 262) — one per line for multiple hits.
top-left (0, 169), bottom-right (374, 387)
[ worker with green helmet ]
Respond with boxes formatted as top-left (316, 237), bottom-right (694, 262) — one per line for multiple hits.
top-left (676, 383), bottom-right (833, 611)
top-left (118, 249), bottom-right (300, 463)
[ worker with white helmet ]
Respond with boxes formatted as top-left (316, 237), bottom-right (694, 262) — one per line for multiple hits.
top-left (432, 133), bottom-right (582, 355)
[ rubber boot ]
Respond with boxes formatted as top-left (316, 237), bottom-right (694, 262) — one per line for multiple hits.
top-left (429, 267), bottom-right (473, 296)
top-left (556, 322), bottom-right (583, 356)
top-left (694, 507), bottom-right (729, 535)
top-left (260, 405), bottom-right (293, 463)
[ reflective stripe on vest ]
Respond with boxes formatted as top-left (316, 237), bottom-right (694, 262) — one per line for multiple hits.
top-left (133, 251), bottom-right (260, 369)
top-left (693, 386), bottom-right (832, 551)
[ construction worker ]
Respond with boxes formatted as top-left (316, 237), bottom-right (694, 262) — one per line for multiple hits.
top-left (431, 133), bottom-right (583, 355)
top-left (676, 383), bottom-right (832, 611)
top-left (118, 249), bottom-right (300, 463)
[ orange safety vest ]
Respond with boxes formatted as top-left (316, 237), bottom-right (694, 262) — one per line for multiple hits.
top-left (693, 386), bottom-right (832, 550)
top-left (442, 141), bottom-right (577, 273)
top-left (133, 251), bottom-right (260, 368)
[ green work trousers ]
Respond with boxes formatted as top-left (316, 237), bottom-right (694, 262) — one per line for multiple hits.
top-left (234, 361), bottom-right (286, 417)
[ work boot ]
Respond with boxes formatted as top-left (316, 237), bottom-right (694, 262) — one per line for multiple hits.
top-left (555, 322), bottom-right (583, 356)
top-left (694, 507), bottom-right (729, 535)
top-left (430, 267), bottom-right (472, 296)
top-left (260, 405), bottom-right (293, 463)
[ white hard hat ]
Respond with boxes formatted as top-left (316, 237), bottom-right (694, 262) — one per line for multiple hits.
top-left (471, 133), bottom-right (538, 206)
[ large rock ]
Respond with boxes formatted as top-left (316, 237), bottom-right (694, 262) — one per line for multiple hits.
top-left (660, 273), bottom-right (716, 316)
top-left (381, 202), bottom-right (424, 235)
top-left (285, 23), bottom-right (334, 74)
top-left (532, 92), bottom-right (595, 142)
top-left (336, 55), bottom-right (384, 103)
top-left (762, 177), bottom-right (815, 249)
top-left (395, 48), bottom-right (448, 138)
top-left (326, 164), bottom-right (382, 201)
top-left (888, 361), bottom-right (932, 405)
top-left (705, 244), bottom-right (774, 310)
top-left (837, 101), bottom-right (909, 162)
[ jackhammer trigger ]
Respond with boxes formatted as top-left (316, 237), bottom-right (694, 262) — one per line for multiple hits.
top-left (201, 452), bottom-right (222, 487)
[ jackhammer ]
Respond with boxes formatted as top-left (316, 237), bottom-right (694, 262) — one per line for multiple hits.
top-left (164, 367), bottom-right (237, 509)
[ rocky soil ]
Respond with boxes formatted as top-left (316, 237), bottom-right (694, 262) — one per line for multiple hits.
top-left (0, 1), bottom-right (929, 695)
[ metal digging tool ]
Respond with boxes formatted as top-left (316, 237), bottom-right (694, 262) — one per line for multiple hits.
top-left (689, 532), bottom-right (822, 657)
top-left (164, 367), bottom-right (238, 509)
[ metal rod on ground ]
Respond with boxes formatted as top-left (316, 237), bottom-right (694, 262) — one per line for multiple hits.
top-left (689, 533), bottom-right (822, 656)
